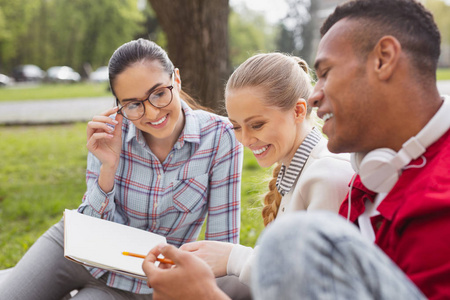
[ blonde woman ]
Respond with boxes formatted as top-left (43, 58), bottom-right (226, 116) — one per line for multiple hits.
top-left (179, 53), bottom-right (354, 286)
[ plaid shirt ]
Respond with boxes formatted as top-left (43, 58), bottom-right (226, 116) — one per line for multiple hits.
top-left (78, 100), bottom-right (243, 294)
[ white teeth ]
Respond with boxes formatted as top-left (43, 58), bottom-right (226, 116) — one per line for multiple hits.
top-left (253, 146), bottom-right (268, 155)
top-left (322, 113), bottom-right (334, 122)
top-left (151, 115), bottom-right (167, 125)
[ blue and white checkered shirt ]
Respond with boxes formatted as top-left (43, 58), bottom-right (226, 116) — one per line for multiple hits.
top-left (78, 100), bottom-right (243, 294)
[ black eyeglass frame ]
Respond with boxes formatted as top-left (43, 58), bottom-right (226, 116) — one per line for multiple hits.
top-left (116, 72), bottom-right (175, 121)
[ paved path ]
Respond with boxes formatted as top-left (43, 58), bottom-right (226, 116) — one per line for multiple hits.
top-left (0, 96), bottom-right (114, 125)
top-left (0, 81), bottom-right (449, 125)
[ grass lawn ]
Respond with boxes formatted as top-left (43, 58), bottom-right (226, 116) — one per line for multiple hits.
top-left (0, 82), bottom-right (111, 102)
top-left (0, 124), bottom-right (268, 268)
top-left (437, 68), bottom-right (450, 81)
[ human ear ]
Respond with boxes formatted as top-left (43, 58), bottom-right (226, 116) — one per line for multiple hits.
top-left (174, 68), bottom-right (182, 88)
top-left (373, 36), bottom-right (401, 81)
top-left (294, 98), bottom-right (308, 123)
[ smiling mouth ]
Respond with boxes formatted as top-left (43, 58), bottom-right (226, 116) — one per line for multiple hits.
top-left (322, 113), bottom-right (334, 122)
top-left (150, 114), bottom-right (168, 125)
top-left (252, 145), bottom-right (269, 155)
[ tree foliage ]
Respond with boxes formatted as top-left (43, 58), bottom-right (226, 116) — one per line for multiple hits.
top-left (229, 6), bottom-right (278, 68)
top-left (424, 0), bottom-right (450, 43)
top-left (276, 0), bottom-right (317, 66)
top-left (424, 0), bottom-right (450, 67)
top-left (0, 0), bottom-right (148, 74)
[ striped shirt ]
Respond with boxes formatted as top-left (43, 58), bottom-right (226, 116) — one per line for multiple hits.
top-left (78, 100), bottom-right (243, 294)
top-left (276, 127), bottom-right (322, 196)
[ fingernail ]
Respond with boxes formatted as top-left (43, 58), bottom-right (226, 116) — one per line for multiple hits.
top-left (157, 244), bottom-right (167, 251)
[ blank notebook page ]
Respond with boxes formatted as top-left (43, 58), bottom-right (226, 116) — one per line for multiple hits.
top-left (64, 209), bottom-right (167, 279)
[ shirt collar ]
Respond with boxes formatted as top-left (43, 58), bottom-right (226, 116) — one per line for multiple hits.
top-left (124, 99), bottom-right (201, 148)
top-left (175, 100), bottom-right (201, 149)
top-left (276, 127), bottom-right (322, 196)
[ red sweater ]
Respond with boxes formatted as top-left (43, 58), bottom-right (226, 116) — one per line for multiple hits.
top-left (339, 129), bottom-right (450, 300)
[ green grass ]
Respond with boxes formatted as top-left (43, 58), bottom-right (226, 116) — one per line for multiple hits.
top-left (0, 82), bottom-right (111, 102)
top-left (0, 124), bottom-right (88, 267)
top-left (437, 68), bottom-right (450, 81)
top-left (0, 125), bottom-right (268, 268)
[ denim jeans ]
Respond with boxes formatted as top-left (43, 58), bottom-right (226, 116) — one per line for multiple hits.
top-left (252, 211), bottom-right (426, 300)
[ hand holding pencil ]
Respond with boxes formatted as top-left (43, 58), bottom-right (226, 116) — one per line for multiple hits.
top-left (141, 244), bottom-right (230, 299)
top-left (122, 251), bottom-right (174, 265)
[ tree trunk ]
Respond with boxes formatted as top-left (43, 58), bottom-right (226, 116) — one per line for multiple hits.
top-left (148, 0), bottom-right (230, 114)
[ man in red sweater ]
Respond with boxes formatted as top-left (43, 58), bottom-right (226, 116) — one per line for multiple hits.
top-left (142, 0), bottom-right (450, 299)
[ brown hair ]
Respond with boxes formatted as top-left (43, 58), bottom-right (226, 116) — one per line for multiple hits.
top-left (225, 53), bottom-right (314, 226)
top-left (109, 38), bottom-right (211, 112)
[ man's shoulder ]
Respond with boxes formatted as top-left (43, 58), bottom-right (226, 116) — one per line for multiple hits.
top-left (388, 129), bottom-right (450, 216)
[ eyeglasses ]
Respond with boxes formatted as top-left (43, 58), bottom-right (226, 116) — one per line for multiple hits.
top-left (117, 73), bottom-right (174, 121)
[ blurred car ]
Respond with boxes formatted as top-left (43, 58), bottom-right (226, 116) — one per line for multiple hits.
top-left (46, 66), bottom-right (81, 83)
top-left (0, 73), bottom-right (13, 86)
top-left (11, 64), bottom-right (46, 82)
top-left (89, 66), bottom-right (109, 83)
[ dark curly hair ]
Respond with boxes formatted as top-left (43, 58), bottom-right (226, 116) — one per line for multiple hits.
top-left (321, 0), bottom-right (441, 77)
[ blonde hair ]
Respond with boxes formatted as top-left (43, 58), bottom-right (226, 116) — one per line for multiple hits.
top-left (225, 52), bottom-right (314, 113)
top-left (261, 164), bottom-right (282, 226)
top-left (225, 53), bottom-right (314, 226)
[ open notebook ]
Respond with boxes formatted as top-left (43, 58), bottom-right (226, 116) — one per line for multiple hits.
top-left (63, 209), bottom-right (167, 280)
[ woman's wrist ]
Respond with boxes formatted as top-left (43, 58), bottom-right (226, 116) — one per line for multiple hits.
top-left (98, 164), bottom-right (118, 193)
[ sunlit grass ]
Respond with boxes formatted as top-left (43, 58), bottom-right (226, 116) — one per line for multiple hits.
top-left (0, 82), bottom-right (111, 102)
top-left (0, 125), bottom-right (268, 268)
top-left (0, 124), bottom-right (87, 267)
top-left (437, 68), bottom-right (450, 81)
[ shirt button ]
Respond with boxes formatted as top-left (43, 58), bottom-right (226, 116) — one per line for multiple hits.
top-left (375, 221), bottom-right (383, 230)
top-left (157, 175), bottom-right (161, 180)
top-left (282, 207), bottom-right (285, 212)
top-left (154, 203), bottom-right (158, 208)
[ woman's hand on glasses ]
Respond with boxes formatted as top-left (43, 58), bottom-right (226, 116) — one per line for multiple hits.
top-left (86, 106), bottom-right (123, 172)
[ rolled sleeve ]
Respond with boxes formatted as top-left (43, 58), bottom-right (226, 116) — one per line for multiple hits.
top-left (77, 152), bottom-right (116, 220)
top-left (227, 244), bottom-right (255, 286)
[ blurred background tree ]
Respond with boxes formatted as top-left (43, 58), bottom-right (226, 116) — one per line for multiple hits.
top-left (425, 0), bottom-right (450, 68)
top-left (149, 0), bottom-right (230, 113)
top-left (277, 0), bottom-right (317, 65)
top-left (229, 5), bottom-right (277, 67)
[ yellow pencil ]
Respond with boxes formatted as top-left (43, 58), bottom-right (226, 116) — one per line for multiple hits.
top-left (122, 251), bottom-right (174, 265)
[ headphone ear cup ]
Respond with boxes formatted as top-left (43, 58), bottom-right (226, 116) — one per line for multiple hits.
top-left (350, 152), bottom-right (364, 173)
top-left (359, 148), bottom-right (399, 193)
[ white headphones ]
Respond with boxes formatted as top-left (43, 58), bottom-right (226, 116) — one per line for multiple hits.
top-left (351, 97), bottom-right (450, 193)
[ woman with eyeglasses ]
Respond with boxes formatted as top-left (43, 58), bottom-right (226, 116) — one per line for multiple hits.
top-left (0, 39), bottom-right (244, 299)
